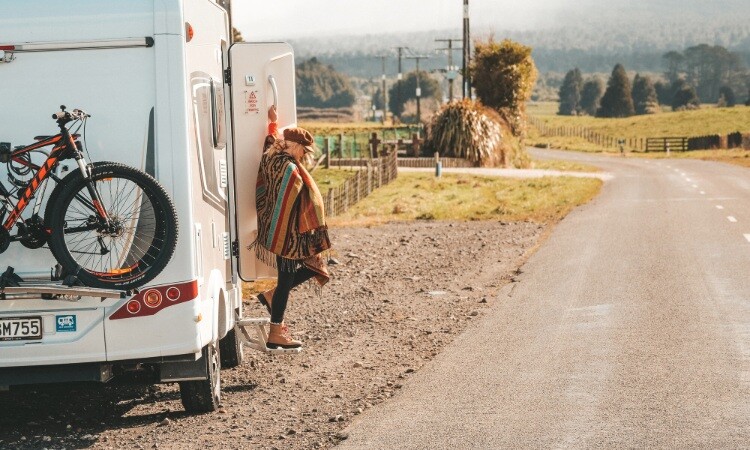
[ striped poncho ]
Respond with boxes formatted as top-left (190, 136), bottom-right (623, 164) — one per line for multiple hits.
top-left (252, 148), bottom-right (331, 283)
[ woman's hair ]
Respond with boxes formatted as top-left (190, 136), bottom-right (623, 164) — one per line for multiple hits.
top-left (268, 139), bottom-right (314, 166)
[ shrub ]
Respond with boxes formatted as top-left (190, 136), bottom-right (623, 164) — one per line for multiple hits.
top-left (423, 100), bottom-right (528, 168)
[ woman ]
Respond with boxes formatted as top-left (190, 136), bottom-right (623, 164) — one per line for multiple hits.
top-left (251, 107), bottom-right (331, 349)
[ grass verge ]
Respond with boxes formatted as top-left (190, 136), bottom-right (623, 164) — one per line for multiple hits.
top-left (311, 167), bottom-right (358, 195)
top-left (328, 172), bottom-right (603, 227)
top-left (531, 158), bottom-right (600, 172)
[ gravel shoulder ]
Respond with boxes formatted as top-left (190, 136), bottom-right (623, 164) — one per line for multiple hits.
top-left (0, 220), bottom-right (545, 450)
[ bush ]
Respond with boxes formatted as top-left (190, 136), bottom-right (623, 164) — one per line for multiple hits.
top-left (470, 38), bottom-right (538, 136)
top-left (671, 79), bottom-right (700, 110)
top-left (423, 99), bottom-right (528, 168)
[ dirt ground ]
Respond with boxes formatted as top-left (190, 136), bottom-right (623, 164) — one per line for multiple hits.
top-left (0, 220), bottom-right (544, 450)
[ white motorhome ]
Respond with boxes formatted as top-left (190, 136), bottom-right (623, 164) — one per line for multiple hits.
top-left (0, 0), bottom-right (292, 412)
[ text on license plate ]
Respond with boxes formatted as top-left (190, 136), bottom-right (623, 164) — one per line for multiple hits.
top-left (0, 317), bottom-right (42, 341)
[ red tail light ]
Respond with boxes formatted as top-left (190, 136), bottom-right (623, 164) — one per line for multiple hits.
top-left (109, 280), bottom-right (199, 320)
top-left (126, 300), bottom-right (141, 314)
top-left (0, 46), bottom-right (15, 51)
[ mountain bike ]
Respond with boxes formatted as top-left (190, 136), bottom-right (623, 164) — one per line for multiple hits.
top-left (0, 106), bottom-right (178, 290)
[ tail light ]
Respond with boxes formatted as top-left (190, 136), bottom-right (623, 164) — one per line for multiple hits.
top-left (143, 290), bottom-right (162, 308)
top-left (109, 280), bottom-right (198, 320)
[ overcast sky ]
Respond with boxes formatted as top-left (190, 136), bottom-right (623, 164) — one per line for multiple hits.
top-left (233, 0), bottom-right (568, 39)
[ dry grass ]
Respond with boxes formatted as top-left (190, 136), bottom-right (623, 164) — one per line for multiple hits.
top-left (328, 172), bottom-right (602, 227)
top-left (531, 159), bottom-right (601, 172)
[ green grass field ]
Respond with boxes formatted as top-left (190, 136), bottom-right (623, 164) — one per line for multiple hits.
top-left (311, 167), bottom-right (358, 195)
top-left (329, 172), bottom-right (602, 227)
top-left (527, 102), bottom-right (750, 166)
top-left (529, 101), bottom-right (750, 139)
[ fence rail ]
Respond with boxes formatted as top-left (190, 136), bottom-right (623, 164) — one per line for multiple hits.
top-left (323, 150), bottom-right (398, 217)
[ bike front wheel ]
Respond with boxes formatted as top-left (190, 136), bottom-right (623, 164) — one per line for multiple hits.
top-left (47, 163), bottom-right (178, 290)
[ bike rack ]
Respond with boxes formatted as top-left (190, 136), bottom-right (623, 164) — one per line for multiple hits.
top-left (0, 266), bottom-right (126, 300)
top-left (234, 317), bottom-right (302, 355)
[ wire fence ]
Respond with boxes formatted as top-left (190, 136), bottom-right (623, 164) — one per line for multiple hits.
top-left (323, 149), bottom-right (398, 217)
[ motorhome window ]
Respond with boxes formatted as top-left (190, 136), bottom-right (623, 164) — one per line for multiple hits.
top-left (211, 79), bottom-right (227, 149)
top-left (191, 74), bottom-right (226, 211)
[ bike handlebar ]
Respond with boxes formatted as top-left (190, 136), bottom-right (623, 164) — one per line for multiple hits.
top-left (52, 105), bottom-right (90, 122)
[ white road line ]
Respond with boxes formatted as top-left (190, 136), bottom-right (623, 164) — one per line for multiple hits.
top-left (666, 165), bottom-right (671, 168)
top-left (700, 191), bottom-right (706, 195)
top-left (744, 234), bottom-right (750, 243)
top-left (686, 178), bottom-right (692, 182)
top-left (728, 216), bottom-right (738, 223)
top-left (716, 205), bottom-right (724, 209)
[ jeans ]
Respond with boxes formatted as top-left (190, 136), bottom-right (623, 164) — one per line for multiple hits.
top-left (271, 256), bottom-right (316, 324)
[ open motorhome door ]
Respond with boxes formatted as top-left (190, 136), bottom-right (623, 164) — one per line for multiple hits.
top-left (228, 42), bottom-right (296, 281)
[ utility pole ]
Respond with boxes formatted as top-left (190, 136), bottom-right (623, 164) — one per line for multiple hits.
top-left (379, 55), bottom-right (388, 124)
top-left (435, 38), bottom-right (462, 102)
top-left (393, 46), bottom-right (408, 119)
top-left (462, 0), bottom-right (471, 98)
top-left (406, 55), bottom-right (429, 124)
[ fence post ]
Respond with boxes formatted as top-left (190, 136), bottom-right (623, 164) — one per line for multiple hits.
top-left (411, 133), bottom-right (421, 157)
top-left (327, 189), bottom-right (334, 216)
top-left (324, 138), bottom-right (331, 169)
top-left (338, 133), bottom-right (344, 162)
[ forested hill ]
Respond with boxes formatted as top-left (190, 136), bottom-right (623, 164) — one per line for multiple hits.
top-left (290, 15), bottom-right (750, 76)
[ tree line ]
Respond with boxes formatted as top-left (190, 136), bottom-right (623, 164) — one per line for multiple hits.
top-left (557, 44), bottom-right (750, 117)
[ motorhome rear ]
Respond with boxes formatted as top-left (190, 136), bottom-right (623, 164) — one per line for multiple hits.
top-left (0, 0), bottom-right (297, 412)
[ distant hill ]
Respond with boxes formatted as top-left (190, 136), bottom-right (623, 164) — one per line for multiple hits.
top-left (289, 13), bottom-right (750, 76)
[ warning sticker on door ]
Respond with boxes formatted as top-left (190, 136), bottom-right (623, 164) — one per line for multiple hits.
top-left (246, 90), bottom-right (260, 114)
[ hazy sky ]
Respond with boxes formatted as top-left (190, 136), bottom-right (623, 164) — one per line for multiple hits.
top-left (233, 0), bottom-right (568, 39)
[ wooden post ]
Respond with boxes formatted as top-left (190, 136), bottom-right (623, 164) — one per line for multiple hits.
top-left (327, 189), bottom-right (334, 216)
top-left (324, 138), bottom-right (331, 169)
top-left (338, 133), bottom-right (344, 162)
top-left (412, 133), bottom-right (421, 157)
top-left (370, 132), bottom-right (382, 159)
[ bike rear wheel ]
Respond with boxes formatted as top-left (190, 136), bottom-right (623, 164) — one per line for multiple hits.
top-left (47, 163), bottom-right (178, 290)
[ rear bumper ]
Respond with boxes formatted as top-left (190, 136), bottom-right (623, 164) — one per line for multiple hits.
top-left (0, 352), bottom-right (203, 387)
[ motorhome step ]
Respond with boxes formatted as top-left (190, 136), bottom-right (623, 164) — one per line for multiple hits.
top-left (235, 318), bottom-right (303, 355)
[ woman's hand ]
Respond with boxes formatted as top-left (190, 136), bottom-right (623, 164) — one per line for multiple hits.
top-left (268, 105), bottom-right (278, 123)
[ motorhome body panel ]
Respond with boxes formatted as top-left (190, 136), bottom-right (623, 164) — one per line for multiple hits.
top-left (0, 0), bottom-right (237, 369)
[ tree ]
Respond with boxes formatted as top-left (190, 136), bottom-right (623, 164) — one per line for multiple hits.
top-left (683, 44), bottom-right (743, 102)
top-left (580, 78), bottom-right (605, 116)
top-left (663, 51), bottom-right (685, 84)
top-left (671, 79), bottom-right (700, 110)
top-left (631, 74), bottom-right (660, 115)
top-left (558, 68), bottom-right (583, 115)
top-left (718, 86), bottom-right (737, 107)
top-left (387, 71), bottom-right (441, 118)
top-left (654, 80), bottom-right (673, 105)
top-left (597, 64), bottom-right (635, 118)
top-left (295, 58), bottom-right (356, 108)
top-left (470, 38), bottom-right (537, 135)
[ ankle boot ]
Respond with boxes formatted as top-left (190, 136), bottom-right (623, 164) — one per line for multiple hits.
top-left (257, 291), bottom-right (273, 315)
top-left (267, 322), bottom-right (302, 349)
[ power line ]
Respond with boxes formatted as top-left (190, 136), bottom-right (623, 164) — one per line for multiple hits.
top-left (462, 0), bottom-right (471, 98)
top-left (436, 38), bottom-right (462, 102)
top-left (405, 55), bottom-right (430, 124)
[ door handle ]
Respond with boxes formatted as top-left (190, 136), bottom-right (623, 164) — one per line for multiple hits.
top-left (268, 75), bottom-right (278, 110)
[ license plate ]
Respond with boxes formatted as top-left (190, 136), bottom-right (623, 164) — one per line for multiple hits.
top-left (0, 317), bottom-right (43, 341)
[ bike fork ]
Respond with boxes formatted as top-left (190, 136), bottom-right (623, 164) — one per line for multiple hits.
top-left (75, 156), bottom-right (110, 222)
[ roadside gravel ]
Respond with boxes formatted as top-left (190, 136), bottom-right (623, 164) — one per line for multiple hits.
top-left (0, 220), bottom-right (544, 449)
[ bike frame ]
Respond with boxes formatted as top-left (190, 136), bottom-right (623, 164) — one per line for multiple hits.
top-left (1, 121), bottom-right (104, 233)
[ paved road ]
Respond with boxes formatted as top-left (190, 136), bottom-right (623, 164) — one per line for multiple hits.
top-left (340, 149), bottom-right (750, 449)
